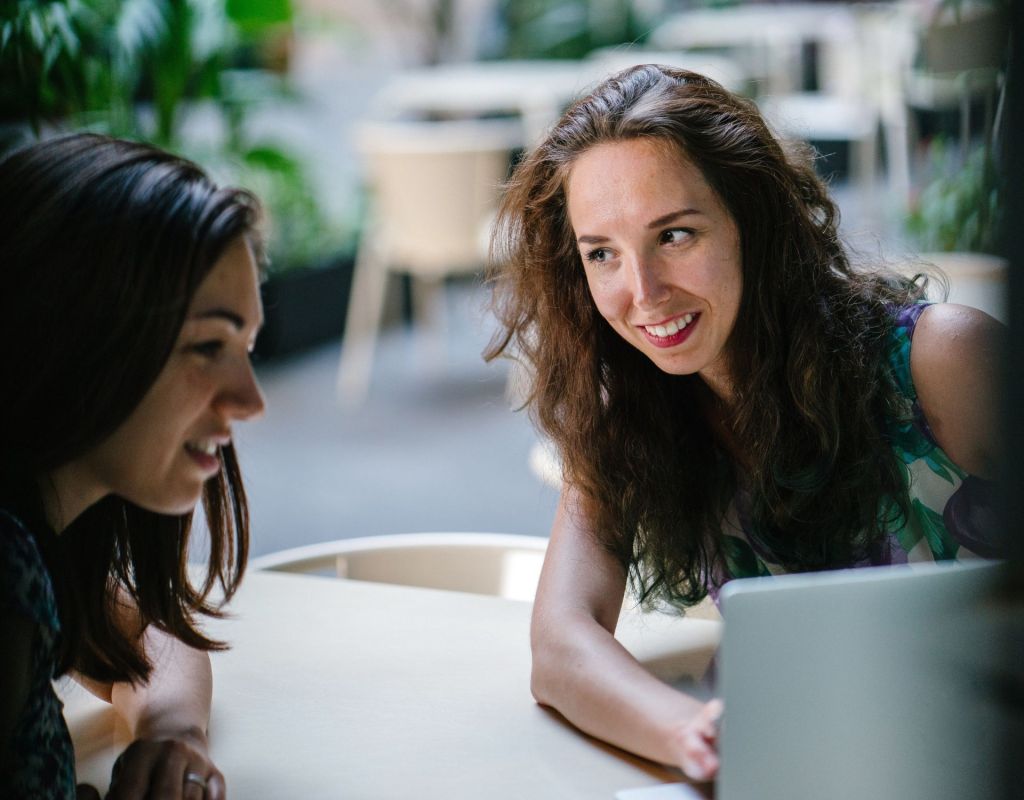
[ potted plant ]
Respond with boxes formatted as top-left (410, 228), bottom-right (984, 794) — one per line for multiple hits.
top-left (903, 0), bottom-right (1009, 319)
top-left (1, 0), bottom-right (356, 359)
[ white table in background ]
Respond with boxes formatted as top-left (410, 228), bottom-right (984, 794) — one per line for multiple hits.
top-left (650, 3), bottom-right (860, 94)
top-left (61, 570), bottom-right (720, 799)
top-left (370, 56), bottom-right (746, 143)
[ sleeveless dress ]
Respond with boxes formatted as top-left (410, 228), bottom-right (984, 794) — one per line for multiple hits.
top-left (0, 510), bottom-right (77, 799)
top-left (718, 303), bottom-right (1000, 583)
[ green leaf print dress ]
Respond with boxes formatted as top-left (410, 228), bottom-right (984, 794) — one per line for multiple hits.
top-left (718, 303), bottom-right (1001, 583)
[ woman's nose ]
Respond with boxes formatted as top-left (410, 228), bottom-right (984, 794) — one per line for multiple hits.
top-left (628, 256), bottom-right (670, 310)
top-left (219, 360), bottom-right (266, 421)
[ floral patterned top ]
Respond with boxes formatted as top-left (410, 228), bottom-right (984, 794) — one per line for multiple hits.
top-left (718, 303), bottom-right (1000, 584)
top-left (0, 509), bottom-right (76, 799)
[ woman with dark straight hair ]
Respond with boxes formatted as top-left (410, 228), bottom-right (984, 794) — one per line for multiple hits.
top-left (0, 133), bottom-right (266, 798)
top-left (486, 66), bottom-right (1003, 782)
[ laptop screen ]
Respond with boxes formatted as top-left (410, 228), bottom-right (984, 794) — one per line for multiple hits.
top-left (717, 560), bottom-right (1007, 800)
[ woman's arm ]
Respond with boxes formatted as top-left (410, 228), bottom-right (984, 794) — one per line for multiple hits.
top-left (531, 487), bottom-right (723, 781)
top-left (73, 602), bottom-right (225, 799)
top-left (911, 303), bottom-right (1004, 479)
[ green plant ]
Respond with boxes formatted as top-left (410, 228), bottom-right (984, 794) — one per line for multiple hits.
top-left (1, 0), bottom-right (227, 142)
top-left (195, 141), bottom-right (354, 270)
top-left (1, 0), bottom-right (349, 272)
top-left (907, 138), bottom-right (1000, 253)
top-left (496, 0), bottom-right (646, 60)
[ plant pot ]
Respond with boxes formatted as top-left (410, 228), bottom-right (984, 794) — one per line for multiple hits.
top-left (254, 256), bottom-right (355, 361)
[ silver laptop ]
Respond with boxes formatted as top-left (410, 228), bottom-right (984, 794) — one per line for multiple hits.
top-left (716, 559), bottom-right (1008, 800)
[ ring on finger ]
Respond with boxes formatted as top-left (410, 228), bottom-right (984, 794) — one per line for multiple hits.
top-left (183, 771), bottom-right (207, 790)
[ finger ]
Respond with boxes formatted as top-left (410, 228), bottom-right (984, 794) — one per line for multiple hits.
top-left (680, 728), bottom-right (720, 782)
top-left (681, 741), bottom-right (720, 782)
top-left (108, 743), bottom-right (157, 799)
top-left (182, 770), bottom-right (209, 800)
top-left (205, 770), bottom-right (226, 800)
top-left (146, 740), bottom-right (194, 798)
top-left (697, 699), bottom-right (725, 746)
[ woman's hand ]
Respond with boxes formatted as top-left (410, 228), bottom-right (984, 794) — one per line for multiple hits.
top-left (107, 728), bottom-right (225, 799)
top-left (668, 698), bottom-right (724, 782)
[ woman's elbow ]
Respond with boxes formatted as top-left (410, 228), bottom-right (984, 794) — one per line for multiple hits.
top-left (529, 620), bottom-right (571, 708)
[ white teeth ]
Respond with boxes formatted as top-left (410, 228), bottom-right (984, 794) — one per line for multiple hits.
top-left (645, 314), bottom-right (694, 338)
top-left (189, 440), bottom-right (219, 456)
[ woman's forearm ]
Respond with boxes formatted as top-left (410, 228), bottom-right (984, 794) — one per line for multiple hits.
top-left (531, 608), bottom-right (709, 769)
top-left (109, 627), bottom-right (212, 744)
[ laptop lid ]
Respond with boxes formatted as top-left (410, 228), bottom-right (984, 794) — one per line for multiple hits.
top-left (717, 559), bottom-right (1007, 800)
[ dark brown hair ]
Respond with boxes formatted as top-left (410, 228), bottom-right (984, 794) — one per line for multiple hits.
top-left (0, 133), bottom-right (260, 682)
top-left (486, 66), bottom-right (924, 607)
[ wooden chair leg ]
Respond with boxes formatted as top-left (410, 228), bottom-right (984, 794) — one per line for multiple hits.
top-left (411, 275), bottom-right (447, 370)
top-left (336, 236), bottom-right (389, 407)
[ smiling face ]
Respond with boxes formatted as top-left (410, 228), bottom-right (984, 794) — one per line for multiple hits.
top-left (566, 137), bottom-right (743, 399)
top-left (65, 236), bottom-right (266, 519)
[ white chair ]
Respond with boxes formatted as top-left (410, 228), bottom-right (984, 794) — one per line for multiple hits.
top-left (336, 118), bottom-right (523, 406)
top-left (756, 3), bottom-right (916, 205)
top-left (903, 4), bottom-right (1007, 164)
top-left (249, 531), bottom-right (548, 602)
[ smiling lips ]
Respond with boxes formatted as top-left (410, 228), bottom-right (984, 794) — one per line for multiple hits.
top-left (639, 312), bottom-right (699, 348)
top-left (185, 437), bottom-right (228, 475)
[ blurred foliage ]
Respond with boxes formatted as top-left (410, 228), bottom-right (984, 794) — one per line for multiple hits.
top-left (496, 0), bottom-right (646, 60)
top-left (938, 0), bottom-right (1010, 17)
top-left (907, 139), bottom-right (1001, 254)
top-left (0, 0), bottom-right (226, 142)
top-left (0, 0), bottom-right (348, 273)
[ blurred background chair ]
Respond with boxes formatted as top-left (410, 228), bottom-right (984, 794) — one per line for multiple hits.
top-left (249, 531), bottom-right (548, 601)
top-left (903, 2), bottom-right (1007, 164)
top-left (754, 3), bottom-right (914, 205)
top-left (336, 117), bottom-right (522, 406)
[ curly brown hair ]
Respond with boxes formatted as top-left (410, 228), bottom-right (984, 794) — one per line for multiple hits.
top-left (485, 65), bottom-right (927, 608)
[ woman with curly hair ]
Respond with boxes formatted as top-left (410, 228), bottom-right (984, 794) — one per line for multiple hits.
top-left (0, 133), bottom-right (266, 798)
top-left (485, 65), bottom-right (1003, 782)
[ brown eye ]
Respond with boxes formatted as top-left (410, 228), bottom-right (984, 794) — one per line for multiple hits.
top-left (660, 228), bottom-right (693, 245)
top-left (191, 341), bottom-right (224, 358)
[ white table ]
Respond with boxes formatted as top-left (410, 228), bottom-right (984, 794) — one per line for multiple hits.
top-left (61, 571), bottom-right (720, 798)
top-left (370, 56), bottom-right (746, 143)
top-left (650, 3), bottom-right (860, 94)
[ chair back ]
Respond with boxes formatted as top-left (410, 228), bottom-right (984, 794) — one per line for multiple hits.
top-left (355, 119), bottom-right (523, 276)
top-left (250, 532), bottom-right (548, 602)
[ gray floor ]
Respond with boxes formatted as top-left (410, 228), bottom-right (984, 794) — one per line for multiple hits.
top-left (238, 281), bottom-right (560, 557)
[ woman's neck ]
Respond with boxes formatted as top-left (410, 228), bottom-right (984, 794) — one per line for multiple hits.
top-left (698, 361), bottom-right (737, 410)
top-left (695, 378), bottom-right (747, 470)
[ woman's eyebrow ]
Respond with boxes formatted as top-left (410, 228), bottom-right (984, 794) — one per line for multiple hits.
top-left (577, 208), bottom-right (704, 245)
top-left (191, 308), bottom-right (246, 330)
top-left (646, 208), bottom-right (701, 229)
